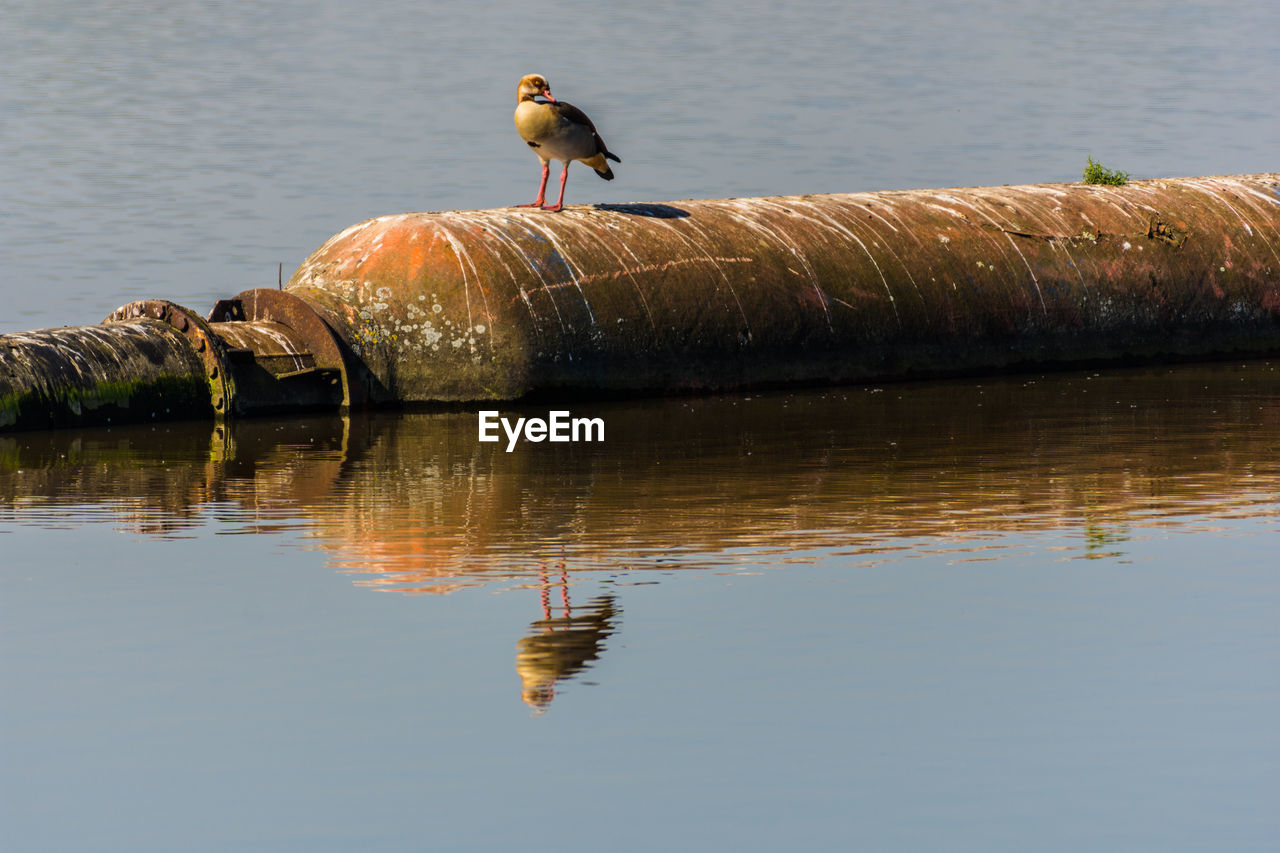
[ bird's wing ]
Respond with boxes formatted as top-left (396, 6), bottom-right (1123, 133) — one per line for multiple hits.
top-left (551, 101), bottom-right (620, 161)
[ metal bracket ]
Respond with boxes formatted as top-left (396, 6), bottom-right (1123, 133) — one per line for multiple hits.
top-left (211, 288), bottom-right (358, 410)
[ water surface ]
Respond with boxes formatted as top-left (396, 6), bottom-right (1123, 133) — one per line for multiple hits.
top-left (4, 364), bottom-right (1280, 850)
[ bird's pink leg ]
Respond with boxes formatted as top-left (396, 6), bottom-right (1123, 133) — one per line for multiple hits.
top-left (542, 165), bottom-right (569, 212)
top-left (515, 162), bottom-right (550, 208)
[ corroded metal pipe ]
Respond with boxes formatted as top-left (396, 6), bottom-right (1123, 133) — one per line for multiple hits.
top-left (3, 174), bottom-right (1279, 430)
top-left (288, 174), bottom-right (1280, 402)
top-left (1, 291), bottom-right (350, 430)
top-left (0, 321), bottom-right (212, 430)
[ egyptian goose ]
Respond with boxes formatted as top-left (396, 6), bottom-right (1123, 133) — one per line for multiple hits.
top-left (514, 74), bottom-right (620, 212)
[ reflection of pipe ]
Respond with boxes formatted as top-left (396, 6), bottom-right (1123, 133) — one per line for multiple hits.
top-left (3, 175), bottom-right (1279, 431)
top-left (4, 362), bottom-right (1279, 583)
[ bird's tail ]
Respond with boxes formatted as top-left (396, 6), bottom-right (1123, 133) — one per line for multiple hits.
top-left (584, 152), bottom-right (616, 180)
top-left (605, 151), bottom-right (621, 163)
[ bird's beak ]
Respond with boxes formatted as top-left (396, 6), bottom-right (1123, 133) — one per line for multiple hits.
top-left (542, 89), bottom-right (556, 103)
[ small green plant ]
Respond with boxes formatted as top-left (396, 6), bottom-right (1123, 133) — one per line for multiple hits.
top-left (1082, 156), bottom-right (1129, 186)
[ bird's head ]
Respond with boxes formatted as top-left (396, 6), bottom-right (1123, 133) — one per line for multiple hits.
top-left (517, 74), bottom-right (555, 103)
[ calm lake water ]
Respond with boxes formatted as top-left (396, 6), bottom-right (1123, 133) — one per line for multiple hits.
top-left (3, 1), bottom-right (1279, 850)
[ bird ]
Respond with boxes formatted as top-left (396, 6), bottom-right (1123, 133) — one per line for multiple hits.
top-left (513, 74), bottom-right (620, 212)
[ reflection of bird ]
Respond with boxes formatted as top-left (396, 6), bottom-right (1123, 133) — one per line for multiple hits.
top-left (513, 74), bottom-right (620, 212)
top-left (516, 566), bottom-right (619, 712)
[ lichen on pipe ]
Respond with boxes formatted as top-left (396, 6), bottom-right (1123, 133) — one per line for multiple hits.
top-left (286, 174), bottom-right (1280, 402)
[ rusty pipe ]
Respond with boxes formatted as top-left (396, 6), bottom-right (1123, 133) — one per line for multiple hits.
top-left (1, 292), bottom-right (352, 431)
top-left (287, 174), bottom-right (1280, 402)
top-left (3, 174), bottom-right (1279, 430)
top-left (0, 320), bottom-right (213, 430)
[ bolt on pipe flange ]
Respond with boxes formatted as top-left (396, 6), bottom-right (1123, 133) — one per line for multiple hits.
top-left (106, 299), bottom-right (234, 415)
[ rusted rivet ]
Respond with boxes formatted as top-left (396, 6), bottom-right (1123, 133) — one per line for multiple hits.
top-left (178, 316), bottom-right (189, 331)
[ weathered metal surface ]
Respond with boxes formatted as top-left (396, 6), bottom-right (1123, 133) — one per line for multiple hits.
top-left (4, 174), bottom-right (1278, 432)
top-left (1, 291), bottom-right (357, 432)
top-left (107, 299), bottom-right (234, 415)
top-left (0, 321), bottom-right (212, 430)
top-left (207, 288), bottom-right (363, 412)
top-left (287, 174), bottom-right (1280, 401)
top-left (107, 291), bottom-right (350, 420)
top-left (208, 319), bottom-right (336, 415)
